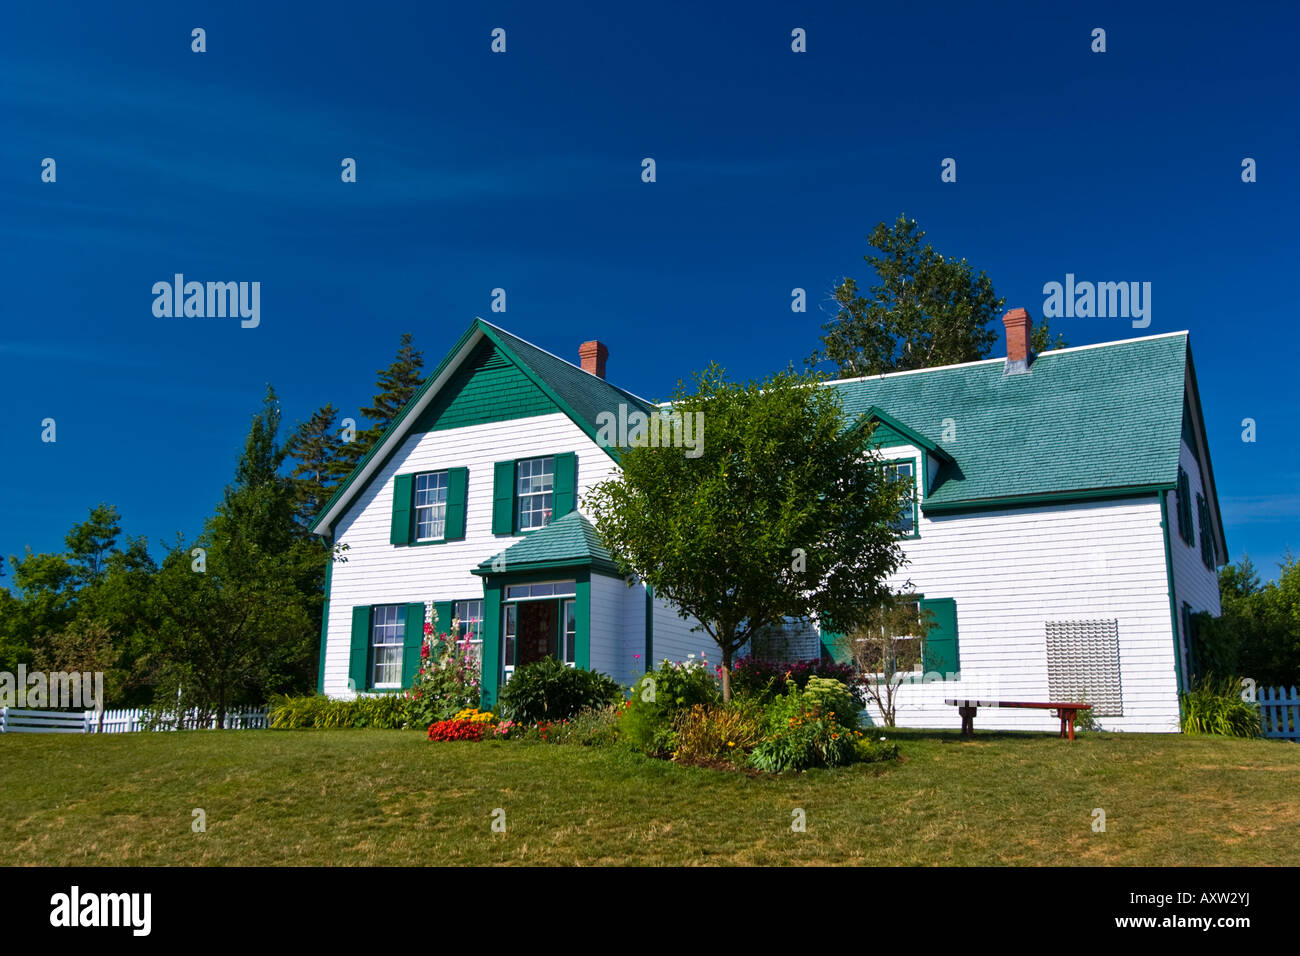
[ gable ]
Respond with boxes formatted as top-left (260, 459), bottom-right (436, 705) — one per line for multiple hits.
top-left (414, 338), bottom-right (558, 432)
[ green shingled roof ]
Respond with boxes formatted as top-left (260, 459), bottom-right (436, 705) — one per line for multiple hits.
top-left (828, 333), bottom-right (1190, 509)
top-left (483, 322), bottom-right (658, 429)
top-left (473, 511), bottom-right (619, 575)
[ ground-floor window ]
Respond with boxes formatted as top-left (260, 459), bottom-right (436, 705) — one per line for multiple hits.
top-left (455, 599), bottom-right (484, 664)
top-left (371, 604), bottom-right (404, 688)
top-left (500, 581), bottom-right (578, 679)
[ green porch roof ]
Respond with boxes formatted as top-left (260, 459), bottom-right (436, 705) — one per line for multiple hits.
top-left (830, 333), bottom-right (1191, 509)
top-left (474, 511), bottom-right (620, 576)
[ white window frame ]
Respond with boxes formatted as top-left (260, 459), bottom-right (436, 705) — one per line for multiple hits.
top-left (882, 458), bottom-right (918, 537)
top-left (414, 471), bottom-right (449, 542)
top-left (371, 604), bottom-right (405, 689)
top-left (516, 456), bottom-right (555, 532)
top-left (454, 599), bottom-right (484, 665)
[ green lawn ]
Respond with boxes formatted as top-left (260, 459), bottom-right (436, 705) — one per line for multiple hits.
top-left (2, 728), bottom-right (1297, 865)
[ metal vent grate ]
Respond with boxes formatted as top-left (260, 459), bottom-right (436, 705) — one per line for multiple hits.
top-left (1045, 619), bottom-right (1123, 717)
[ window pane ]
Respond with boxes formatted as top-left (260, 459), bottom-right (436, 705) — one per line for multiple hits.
top-left (371, 605), bottom-right (405, 686)
top-left (414, 472), bottom-right (448, 541)
top-left (516, 457), bottom-right (555, 531)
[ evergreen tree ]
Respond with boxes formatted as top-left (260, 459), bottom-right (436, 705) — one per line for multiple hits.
top-left (335, 333), bottom-right (425, 475)
top-left (285, 403), bottom-right (343, 530)
top-left (811, 215), bottom-right (1066, 376)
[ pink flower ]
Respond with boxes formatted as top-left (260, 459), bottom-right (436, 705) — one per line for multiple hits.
top-left (423, 622), bottom-right (433, 636)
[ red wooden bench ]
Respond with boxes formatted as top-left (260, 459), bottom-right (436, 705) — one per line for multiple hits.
top-left (944, 699), bottom-right (1093, 740)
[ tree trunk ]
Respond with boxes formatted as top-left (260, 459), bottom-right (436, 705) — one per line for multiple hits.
top-left (720, 645), bottom-right (733, 703)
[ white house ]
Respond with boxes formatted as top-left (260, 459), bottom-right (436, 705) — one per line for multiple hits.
top-left (310, 309), bottom-right (1225, 733)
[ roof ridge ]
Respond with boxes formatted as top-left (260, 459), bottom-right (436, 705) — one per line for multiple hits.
top-left (819, 330), bottom-right (1190, 387)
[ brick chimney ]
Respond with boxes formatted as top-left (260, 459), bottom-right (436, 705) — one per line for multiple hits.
top-left (579, 340), bottom-right (608, 379)
top-left (1003, 308), bottom-right (1033, 375)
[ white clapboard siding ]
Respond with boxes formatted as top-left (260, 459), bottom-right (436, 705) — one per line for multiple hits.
top-left (589, 571), bottom-right (633, 686)
top-left (1169, 437), bottom-right (1223, 685)
top-left (324, 412), bottom-right (622, 697)
top-left (851, 489), bottom-right (1181, 733)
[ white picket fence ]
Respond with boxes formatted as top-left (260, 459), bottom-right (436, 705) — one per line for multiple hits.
top-left (0, 706), bottom-right (269, 734)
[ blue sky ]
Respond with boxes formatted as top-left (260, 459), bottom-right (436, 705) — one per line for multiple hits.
top-left (2, 1), bottom-right (1297, 582)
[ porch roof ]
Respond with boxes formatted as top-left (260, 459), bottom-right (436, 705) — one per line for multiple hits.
top-left (473, 511), bottom-right (622, 577)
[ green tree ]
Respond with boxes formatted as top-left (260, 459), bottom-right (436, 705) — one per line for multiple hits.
top-left (286, 402), bottom-right (344, 530)
top-left (587, 365), bottom-right (908, 700)
top-left (811, 215), bottom-right (1066, 376)
top-left (1194, 555), bottom-right (1300, 687)
top-left (335, 333), bottom-right (425, 476)
top-left (151, 386), bottom-right (323, 725)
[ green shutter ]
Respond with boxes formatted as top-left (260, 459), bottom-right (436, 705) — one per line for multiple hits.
top-left (492, 460), bottom-right (515, 534)
top-left (390, 474), bottom-right (414, 545)
top-left (445, 467), bottom-right (468, 540)
top-left (402, 603), bottom-right (425, 688)
top-left (554, 452), bottom-right (577, 517)
top-left (349, 605), bottom-right (372, 692)
top-left (920, 598), bottom-right (959, 676)
top-left (434, 601), bottom-right (454, 640)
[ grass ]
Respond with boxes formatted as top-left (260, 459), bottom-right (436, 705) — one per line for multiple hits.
top-left (2, 728), bottom-right (1298, 865)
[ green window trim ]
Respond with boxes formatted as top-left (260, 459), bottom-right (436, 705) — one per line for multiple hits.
top-left (880, 455), bottom-right (921, 540)
top-left (919, 597), bottom-right (959, 677)
top-left (1176, 469), bottom-right (1195, 547)
top-left (1196, 493), bottom-right (1214, 569)
top-left (391, 467), bottom-right (468, 546)
top-left (491, 452), bottom-right (577, 536)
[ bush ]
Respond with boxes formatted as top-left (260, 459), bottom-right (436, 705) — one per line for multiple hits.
top-left (748, 681), bottom-right (857, 772)
top-left (1181, 675), bottom-right (1262, 737)
top-left (730, 656), bottom-right (855, 703)
top-left (619, 658), bottom-right (720, 755)
top-left (801, 676), bottom-right (860, 730)
top-left (498, 657), bottom-right (622, 724)
top-left (854, 735), bottom-right (901, 763)
top-left (670, 702), bottom-right (764, 765)
top-left (268, 693), bottom-right (406, 729)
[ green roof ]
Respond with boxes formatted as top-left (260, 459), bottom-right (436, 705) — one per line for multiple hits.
top-left (473, 511), bottom-right (619, 576)
top-left (483, 322), bottom-right (658, 428)
top-left (829, 333), bottom-right (1191, 509)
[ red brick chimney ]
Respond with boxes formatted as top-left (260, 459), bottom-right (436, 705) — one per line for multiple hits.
top-left (1002, 308), bottom-right (1033, 374)
top-left (579, 340), bottom-right (608, 379)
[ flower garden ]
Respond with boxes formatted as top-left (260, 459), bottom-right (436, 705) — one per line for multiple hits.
top-left (270, 613), bottom-right (900, 772)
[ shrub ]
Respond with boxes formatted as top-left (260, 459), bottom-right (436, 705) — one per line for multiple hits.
top-left (403, 629), bottom-right (483, 729)
top-left (498, 657), bottom-right (622, 724)
top-left (268, 693), bottom-right (406, 729)
top-left (801, 676), bottom-right (860, 730)
top-left (854, 734), bottom-right (901, 763)
top-left (1181, 674), bottom-right (1262, 737)
top-left (619, 658), bottom-right (720, 755)
top-left (748, 681), bottom-right (856, 772)
top-left (730, 656), bottom-right (855, 702)
top-left (670, 702), bottom-right (764, 765)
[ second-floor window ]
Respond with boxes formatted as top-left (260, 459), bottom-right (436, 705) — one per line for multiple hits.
top-left (883, 460), bottom-right (918, 536)
top-left (516, 456), bottom-right (554, 532)
top-left (414, 471), bottom-right (449, 541)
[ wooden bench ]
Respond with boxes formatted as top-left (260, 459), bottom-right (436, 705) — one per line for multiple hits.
top-left (0, 708), bottom-right (89, 734)
top-left (944, 699), bottom-right (1092, 740)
